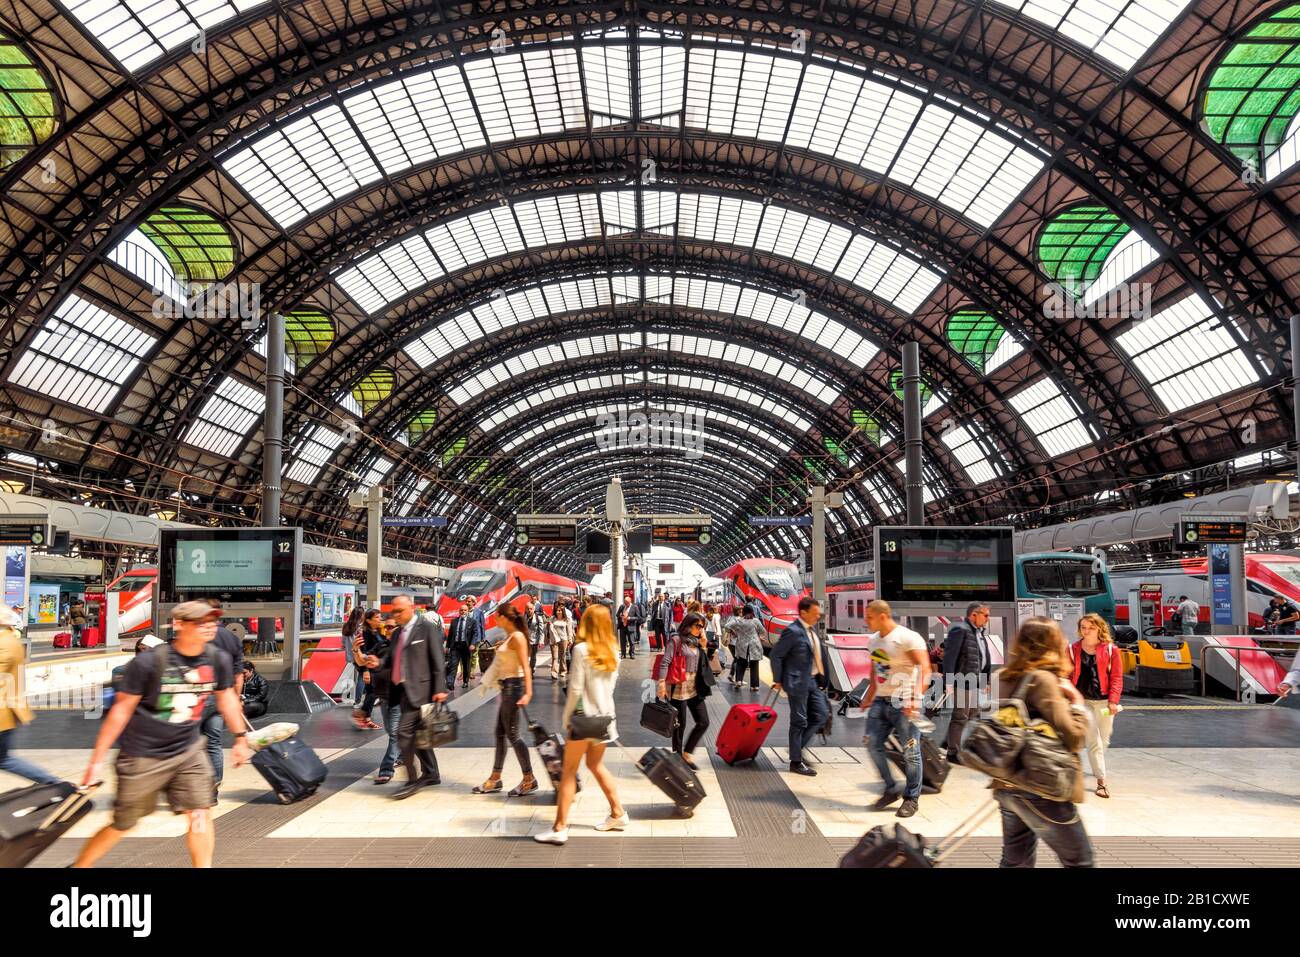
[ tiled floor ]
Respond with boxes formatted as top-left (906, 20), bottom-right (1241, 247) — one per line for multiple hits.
top-left (6, 652), bottom-right (1299, 868)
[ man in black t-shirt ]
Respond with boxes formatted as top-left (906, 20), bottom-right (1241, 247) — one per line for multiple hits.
top-left (74, 601), bottom-right (250, 869)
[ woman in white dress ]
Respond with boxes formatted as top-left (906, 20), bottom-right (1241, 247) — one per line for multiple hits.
top-left (534, 603), bottom-right (626, 844)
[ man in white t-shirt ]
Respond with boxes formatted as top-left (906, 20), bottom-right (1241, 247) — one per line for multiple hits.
top-left (861, 599), bottom-right (931, 818)
top-left (1176, 596), bottom-right (1199, 636)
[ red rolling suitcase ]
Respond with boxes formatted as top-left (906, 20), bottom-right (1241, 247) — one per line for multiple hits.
top-left (81, 627), bottom-right (102, 648)
top-left (51, 632), bottom-right (72, 649)
top-left (716, 689), bottom-right (779, 765)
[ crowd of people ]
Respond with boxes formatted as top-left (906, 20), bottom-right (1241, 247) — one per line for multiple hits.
top-left (12, 579), bottom-right (1243, 871)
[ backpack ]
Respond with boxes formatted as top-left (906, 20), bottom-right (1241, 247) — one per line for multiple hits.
top-left (959, 671), bottom-right (1078, 802)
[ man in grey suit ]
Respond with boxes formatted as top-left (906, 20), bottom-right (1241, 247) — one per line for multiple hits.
top-left (366, 595), bottom-right (449, 799)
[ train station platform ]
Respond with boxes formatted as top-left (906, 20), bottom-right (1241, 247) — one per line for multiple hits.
top-left (6, 647), bottom-right (1297, 870)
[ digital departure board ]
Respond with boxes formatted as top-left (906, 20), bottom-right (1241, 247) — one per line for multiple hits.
top-left (874, 526), bottom-right (1015, 604)
top-left (515, 523), bottom-right (576, 547)
top-left (159, 528), bottom-right (299, 603)
top-left (1177, 516), bottom-right (1248, 547)
top-left (652, 523), bottom-right (712, 546)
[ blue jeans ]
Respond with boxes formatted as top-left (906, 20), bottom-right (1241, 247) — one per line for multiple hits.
top-left (866, 698), bottom-right (922, 800)
top-left (0, 728), bottom-right (60, 785)
top-left (378, 700), bottom-right (401, 776)
top-left (785, 677), bottom-right (828, 765)
top-left (995, 789), bottom-right (1094, 868)
top-left (201, 709), bottom-right (224, 788)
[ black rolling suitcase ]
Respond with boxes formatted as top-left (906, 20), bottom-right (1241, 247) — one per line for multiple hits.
top-left (522, 708), bottom-right (579, 796)
top-left (636, 747), bottom-right (705, 817)
top-left (252, 736), bottom-right (328, 805)
top-left (0, 781), bottom-right (96, 868)
top-left (884, 734), bottom-right (950, 794)
top-left (839, 800), bottom-right (998, 868)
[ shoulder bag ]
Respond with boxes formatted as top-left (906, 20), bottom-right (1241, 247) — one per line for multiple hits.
top-left (958, 671), bottom-right (1078, 802)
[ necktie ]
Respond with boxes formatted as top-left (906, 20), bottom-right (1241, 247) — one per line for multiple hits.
top-left (808, 624), bottom-right (823, 676)
top-left (392, 624), bottom-right (408, 685)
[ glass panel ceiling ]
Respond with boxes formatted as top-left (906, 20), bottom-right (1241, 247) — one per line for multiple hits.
top-left (1114, 292), bottom-right (1259, 413)
top-left (940, 423), bottom-right (1005, 485)
top-left (219, 35), bottom-right (1044, 231)
top-left (8, 293), bottom-right (156, 413)
top-left (1007, 376), bottom-right (1095, 457)
top-left (181, 375), bottom-right (264, 458)
top-left (985, 0), bottom-right (1191, 69)
top-left (404, 273), bottom-right (879, 374)
top-left (333, 190), bottom-right (940, 316)
top-left (285, 423), bottom-right (341, 485)
top-left (392, 477), bottom-right (431, 517)
top-left (60, 0), bottom-right (267, 72)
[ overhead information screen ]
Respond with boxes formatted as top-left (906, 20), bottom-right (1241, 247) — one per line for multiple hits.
top-left (1177, 516), bottom-right (1248, 547)
top-left (875, 526), bottom-right (1015, 604)
top-left (159, 528), bottom-right (299, 603)
top-left (652, 524), bottom-right (712, 546)
top-left (515, 524), bottom-right (576, 547)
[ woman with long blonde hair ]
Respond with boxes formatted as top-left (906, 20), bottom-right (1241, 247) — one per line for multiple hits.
top-left (991, 617), bottom-right (1093, 868)
top-left (534, 603), bottom-right (627, 844)
top-left (1069, 613), bottom-right (1124, 798)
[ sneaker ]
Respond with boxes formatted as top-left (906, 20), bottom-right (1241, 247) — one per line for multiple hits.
top-left (896, 798), bottom-right (919, 818)
top-left (595, 812), bottom-right (630, 832)
top-left (533, 827), bottom-right (569, 845)
top-left (871, 790), bottom-right (902, 811)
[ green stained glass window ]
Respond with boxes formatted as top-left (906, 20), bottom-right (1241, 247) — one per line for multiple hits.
top-left (441, 437), bottom-right (467, 467)
top-left (0, 32), bottom-right (56, 171)
top-left (351, 370), bottom-right (394, 414)
top-left (889, 370), bottom-right (934, 405)
top-left (804, 458), bottom-right (828, 483)
top-left (1202, 5), bottom-right (1300, 171)
top-left (406, 410), bottom-right (437, 443)
top-left (851, 411), bottom-right (883, 446)
top-left (284, 311), bottom-right (333, 366)
top-left (1036, 205), bottom-right (1131, 291)
top-left (824, 438), bottom-right (850, 466)
top-left (138, 206), bottom-right (236, 285)
top-left (466, 459), bottom-right (488, 479)
top-left (946, 309), bottom-right (1010, 374)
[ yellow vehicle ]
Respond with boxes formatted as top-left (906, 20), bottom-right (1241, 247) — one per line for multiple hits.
top-left (1114, 627), bottom-right (1195, 695)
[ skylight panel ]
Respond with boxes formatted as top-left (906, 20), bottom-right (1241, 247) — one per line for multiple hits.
top-left (639, 43), bottom-right (686, 122)
top-left (108, 230), bottom-right (184, 301)
top-left (941, 423), bottom-right (1004, 485)
top-left (60, 0), bottom-right (265, 72)
top-left (986, 332), bottom-right (1025, 373)
top-left (985, 0), bottom-right (1191, 70)
top-left (344, 64), bottom-right (480, 175)
top-left (1115, 293), bottom-right (1259, 413)
top-left (286, 424), bottom-right (342, 485)
top-left (349, 454), bottom-right (395, 494)
top-left (182, 376), bottom-right (264, 458)
top-left (1083, 227), bottom-right (1161, 306)
top-left (1008, 376), bottom-right (1094, 457)
top-left (337, 391), bottom-right (362, 418)
top-left (220, 105), bottom-right (382, 228)
top-left (9, 294), bottom-right (156, 413)
top-left (253, 333), bottom-right (298, 376)
top-left (583, 44), bottom-right (632, 120)
top-left (334, 233), bottom-right (443, 314)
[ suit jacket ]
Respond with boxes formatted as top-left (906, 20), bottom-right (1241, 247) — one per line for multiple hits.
top-left (651, 600), bottom-right (672, 633)
top-left (770, 618), bottom-right (817, 689)
top-left (374, 616), bottom-right (447, 709)
top-left (617, 603), bottom-right (642, 630)
top-left (942, 619), bottom-right (991, 679)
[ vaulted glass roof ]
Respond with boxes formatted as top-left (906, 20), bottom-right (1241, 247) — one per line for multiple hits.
top-left (402, 273), bottom-right (879, 371)
top-left (219, 34), bottom-right (1044, 232)
top-left (986, 0), bottom-right (1190, 69)
top-left (60, 0), bottom-right (266, 71)
top-left (333, 190), bottom-right (941, 316)
top-left (940, 423), bottom-right (1005, 485)
top-left (1008, 377), bottom-right (1095, 457)
top-left (1114, 293), bottom-right (1260, 412)
top-left (182, 375), bottom-right (264, 457)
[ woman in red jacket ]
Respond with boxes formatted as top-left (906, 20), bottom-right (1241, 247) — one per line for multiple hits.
top-left (1070, 614), bottom-right (1124, 798)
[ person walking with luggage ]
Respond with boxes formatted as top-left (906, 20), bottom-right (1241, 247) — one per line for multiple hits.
top-left (0, 606), bottom-right (61, 785)
top-left (549, 599), bottom-right (575, 682)
top-left (1070, 613), bottom-right (1123, 799)
top-left (989, 617), bottom-right (1094, 868)
top-left (650, 593), bottom-right (672, 649)
top-left (704, 603), bottom-right (727, 670)
top-left (68, 598), bottom-right (87, 648)
top-left (653, 612), bottom-right (714, 768)
top-left (727, 604), bottom-right (765, 691)
top-left (472, 603), bottom-right (538, 797)
top-left (73, 602), bottom-right (249, 868)
top-left (771, 596), bottom-right (829, 778)
top-left (617, 594), bottom-right (641, 659)
top-left (535, 604), bottom-right (627, 844)
top-left (358, 615), bottom-right (400, 785)
top-left (363, 595), bottom-right (449, 799)
top-left (861, 599), bottom-right (930, 818)
top-left (942, 602), bottom-right (992, 764)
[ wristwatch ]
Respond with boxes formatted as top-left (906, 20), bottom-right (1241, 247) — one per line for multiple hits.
top-left (233, 731), bottom-right (248, 738)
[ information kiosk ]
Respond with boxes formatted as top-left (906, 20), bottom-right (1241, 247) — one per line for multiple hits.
top-left (154, 526), bottom-right (330, 714)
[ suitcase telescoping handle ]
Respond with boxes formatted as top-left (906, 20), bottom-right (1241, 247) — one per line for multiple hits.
top-left (926, 798), bottom-right (999, 865)
top-left (38, 783), bottom-right (101, 832)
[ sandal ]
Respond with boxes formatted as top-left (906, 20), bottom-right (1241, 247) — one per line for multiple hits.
top-left (472, 780), bottom-right (504, 794)
top-left (508, 779), bottom-right (540, 796)
top-left (1096, 782), bottom-right (1110, 799)
top-left (374, 773), bottom-right (392, 785)
top-left (362, 719), bottom-right (382, 730)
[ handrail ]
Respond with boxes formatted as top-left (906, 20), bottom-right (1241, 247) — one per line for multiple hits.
top-left (1197, 636), bottom-right (1300, 700)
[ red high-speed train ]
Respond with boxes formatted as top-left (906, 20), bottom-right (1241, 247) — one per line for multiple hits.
top-left (710, 558), bottom-right (808, 639)
top-left (436, 559), bottom-right (594, 625)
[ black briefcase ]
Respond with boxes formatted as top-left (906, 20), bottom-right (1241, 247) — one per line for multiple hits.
top-left (416, 701), bottom-right (459, 749)
top-left (639, 699), bottom-right (679, 738)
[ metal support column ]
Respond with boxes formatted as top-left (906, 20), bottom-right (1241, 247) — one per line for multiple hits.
top-left (366, 486), bottom-right (383, 608)
top-left (806, 485), bottom-right (842, 639)
top-left (607, 478), bottom-right (626, 605)
top-left (1229, 544), bottom-right (1248, 632)
top-left (257, 310), bottom-right (285, 657)
top-left (901, 342), bottom-right (925, 525)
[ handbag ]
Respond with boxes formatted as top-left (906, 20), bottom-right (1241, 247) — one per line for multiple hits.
top-left (568, 695), bottom-right (613, 740)
top-left (959, 672), bottom-right (1078, 802)
top-left (415, 701), bottom-right (460, 749)
top-left (640, 698), bottom-right (679, 738)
